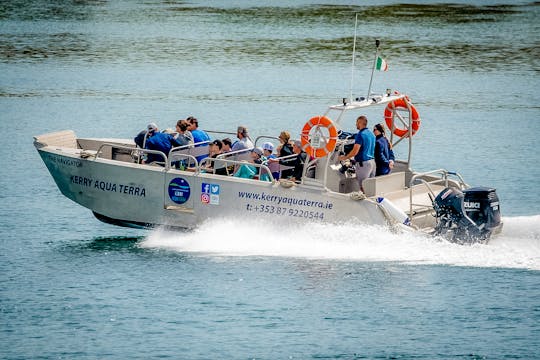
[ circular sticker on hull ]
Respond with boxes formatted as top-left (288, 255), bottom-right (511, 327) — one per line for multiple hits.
top-left (168, 177), bottom-right (191, 204)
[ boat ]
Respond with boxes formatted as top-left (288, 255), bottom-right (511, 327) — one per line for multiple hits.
top-left (33, 41), bottom-right (502, 245)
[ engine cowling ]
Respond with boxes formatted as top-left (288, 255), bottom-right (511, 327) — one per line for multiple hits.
top-left (433, 186), bottom-right (501, 244)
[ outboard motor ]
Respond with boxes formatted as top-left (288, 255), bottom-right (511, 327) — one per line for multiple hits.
top-left (433, 186), bottom-right (501, 244)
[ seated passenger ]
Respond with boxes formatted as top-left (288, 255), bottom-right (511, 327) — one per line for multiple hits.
top-left (144, 123), bottom-right (176, 165)
top-left (207, 139), bottom-right (228, 176)
top-left (174, 119), bottom-right (194, 147)
top-left (234, 147), bottom-right (269, 181)
top-left (290, 140), bottom-right (307, 183)
top-left (222, 137), bottom-right (233, 153)
top-left (274, 131), bottom-right (295, 179)
top-left (262, 142), bottom-right (280, 180)
top-left (187, 116), bottom-right (211, 163)
top-left (134, 129), bottom-right (147, 148)
top-left (231, 126), bottom-right (254, 152)
top-left (187, 116), bottom-right (210, 144)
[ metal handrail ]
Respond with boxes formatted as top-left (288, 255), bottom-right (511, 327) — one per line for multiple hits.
top-left (198, 157), bottom-right (275, 182)
top-left (215, 147), bottom-right (253, 159)
top-left (94, 143), bottom-right (170, 169)
top-left (166, 153), bottom-right (199, 170)
top-left (408, 169), bottom-right (468, 225)
top-left (253, 135), bottom-right (279, 148)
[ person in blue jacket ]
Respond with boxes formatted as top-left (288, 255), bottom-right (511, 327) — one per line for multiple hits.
top-left (373, 123), bottom-right (395, 176)
top-left (144, 123), bottom-right (176, 165)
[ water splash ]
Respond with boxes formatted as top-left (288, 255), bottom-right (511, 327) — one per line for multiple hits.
top-left (140, 215), bottom-right (540, 270)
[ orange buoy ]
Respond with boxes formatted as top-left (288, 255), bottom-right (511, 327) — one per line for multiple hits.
top-left (300, 116), bottom-right (338, 158)
top-left (384, 98), bottom-right (421, 137)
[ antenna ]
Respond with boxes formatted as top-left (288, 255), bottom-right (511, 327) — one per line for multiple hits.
top-left (366, 39), bottom-right (380, 100)
top-left (348, 14), bottom-right (359, 105)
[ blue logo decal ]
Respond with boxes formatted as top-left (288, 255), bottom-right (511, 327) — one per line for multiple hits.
top-left (202, 183), bottom-right (211, 194)
top-left (202, 183), bottom-right (220, 195)
top-left (201, 183), bottom-right (220, 205)
top-left (168, 177), bottom-right (191, 204)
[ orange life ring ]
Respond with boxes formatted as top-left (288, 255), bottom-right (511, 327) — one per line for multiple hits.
top-left (300, 116), bottom-right (338, 158)
top-left (384, 98), bottom-right (421, 137)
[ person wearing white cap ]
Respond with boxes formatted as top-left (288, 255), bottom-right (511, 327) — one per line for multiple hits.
top-left (144, 122), bottom-right (177, 165)
top-left (262, 142), bottom-right (280, 179)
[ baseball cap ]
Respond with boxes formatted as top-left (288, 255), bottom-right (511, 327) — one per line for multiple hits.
top-left (262, 142), bottom-right (274, 152)
top-left (147, 122), bottom-right (158, 132)
top-left (251, 147), bottom-right (263, 156)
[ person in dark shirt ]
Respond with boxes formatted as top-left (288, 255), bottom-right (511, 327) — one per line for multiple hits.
top-left (373, 123), bottom-right (395, 176)
top-left (276, 130), bottom-right (295, 179)
top-left (134, 129), bottom-right (147, 148)
top-left (290, 140), bottom-right (307, 183)
top-left (221, 137), bottom-right (233, 153)
top-left (207, 139), bottom-right (228, 176)
top-left (144, 123), bottom-right (176, 165)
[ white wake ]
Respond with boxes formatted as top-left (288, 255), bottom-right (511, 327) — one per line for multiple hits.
top-left (140, 215), bottom-right (540, 270)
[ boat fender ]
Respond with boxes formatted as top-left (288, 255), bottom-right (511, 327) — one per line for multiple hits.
top-left (384, 97), bottom-right (421, 138)
top-left (300, 115), bottom-right (338, 158)
top-left (376, 197), bottom-right (411, 226)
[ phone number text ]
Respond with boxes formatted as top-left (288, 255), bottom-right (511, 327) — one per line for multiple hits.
top-left (245, 203), bottom-right (325, 220)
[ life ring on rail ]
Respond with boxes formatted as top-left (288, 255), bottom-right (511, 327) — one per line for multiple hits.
top-left (384, 98), bottom-right (421, 138)
top-left (300, 115), bottom-right (338, 158)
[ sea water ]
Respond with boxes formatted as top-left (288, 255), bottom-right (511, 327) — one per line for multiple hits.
top-left (1, 1), bottom-right (539, 358)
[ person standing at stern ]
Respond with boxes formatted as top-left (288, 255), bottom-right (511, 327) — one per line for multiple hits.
top-left (373, 123), bottom-right (395, 176)
top-left (338, 115), bottom-right (376, 192)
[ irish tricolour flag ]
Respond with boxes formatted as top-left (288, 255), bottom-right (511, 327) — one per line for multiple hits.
top-left (376, 56), bottom-right (388, 71)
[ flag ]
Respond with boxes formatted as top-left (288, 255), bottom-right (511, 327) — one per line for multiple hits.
top-left (376, 56), bottom-right (388, 71)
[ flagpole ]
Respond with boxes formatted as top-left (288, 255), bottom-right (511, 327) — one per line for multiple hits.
top-left (366, 39), bottom-right (380, 100)
top-left (349, 14), bottom-right (359, 104)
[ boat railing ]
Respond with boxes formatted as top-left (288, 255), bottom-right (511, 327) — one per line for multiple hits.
top-left (253, 135), bottom-right (279, 148)
top-left (408, 169), bottom-right (468, 225)
top-left (94, 143), bottom-right (170, 168)
top-left (206, 130), bottom-right (236, 138)
top-left (198, 157), bottom-right (275, 182)
top-left (169, 141), bottom-right (210, 163)
top-left (216, 147), bottom-right (253, 162)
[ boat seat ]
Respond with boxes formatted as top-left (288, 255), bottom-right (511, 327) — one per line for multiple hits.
top-left (363, 171), bottom-right (405, 197)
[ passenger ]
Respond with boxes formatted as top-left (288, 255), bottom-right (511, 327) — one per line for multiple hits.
top-left (231, 126), bottom-right (254, 152)
top-left (187, 116), bottom-right (210, 144)
top-left (262, 142), bottom-right (280, 180)
top-left (234, 147), bottom-right (268, 180)
top-left (134, 129), bottom-right (147, 148)
top-left (290, 140), bottom-right (307, 183)
top-left (275, 130), bottom-right (295, 179)
top-left (174, 119), bottom-right (194, 147)
top-left (338, 115), bottom-right (376, 192)
top-left (186, 116), bottom-right (210, 163)
top-left (221, 137), bottom-right (233, 153)
top-left (207, 139), bottom-right (228, 176)
top-left (373, 123), bottom-right (395, 176)
top-left (144, 122), bottom-right (176, 165)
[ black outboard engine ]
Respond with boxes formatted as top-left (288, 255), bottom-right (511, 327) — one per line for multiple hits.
top-left (433, 186), bottom-right (502, 244)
